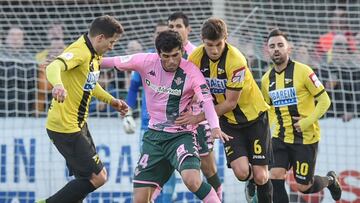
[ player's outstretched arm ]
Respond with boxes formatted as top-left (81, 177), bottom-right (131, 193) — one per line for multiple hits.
top-left (101, 54), bottom-right (144, 72)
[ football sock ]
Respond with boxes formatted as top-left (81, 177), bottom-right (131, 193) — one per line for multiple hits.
top-left (257, 180), bottom-right (273, 203)
top-left (272, 179), bottom-right (289, 203)
top-left (303, 175), bottom-right (329, 194)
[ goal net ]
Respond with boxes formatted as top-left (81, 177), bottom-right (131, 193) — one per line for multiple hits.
top-left (0, 0), bottom-right (359, 202)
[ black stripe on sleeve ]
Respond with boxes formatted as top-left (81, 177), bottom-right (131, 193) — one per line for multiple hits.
top-left (314, 89), bottom-right (325, 98)
top-left (55, 58), bottom-right (68, 71)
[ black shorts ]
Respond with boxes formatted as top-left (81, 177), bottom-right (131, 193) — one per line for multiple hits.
top-left (271, 137), bottom-right (318, 185)
top-left (47, 123), bottom-right (103, 178)
top-left (220, 112), bottom-right (272, 168)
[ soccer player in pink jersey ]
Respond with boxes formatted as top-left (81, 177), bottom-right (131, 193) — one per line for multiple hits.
top-left (101, 30), bottom-right (230, 203)
top-left (168, 11), bottom-right (223, 201)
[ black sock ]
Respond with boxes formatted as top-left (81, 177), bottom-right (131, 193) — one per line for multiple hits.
top-left (46, 178), bottom-right (96, 203)
top-left (302, 175), bottom-right (329, 194)
top-left (194, 182), bottom-right (212, 200)
top-left (271, 179), bottom-right (289, 203)
top-left (257, 180), bottom-right (273, 203)
top-left (206, 173), bottom-right (221, 190)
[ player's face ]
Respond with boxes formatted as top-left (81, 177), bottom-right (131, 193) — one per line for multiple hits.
top-left (267, 35), bottom-right (290, 65)
top-left (168, 18), bottom-right (190, 45)
top-left (203, 38), bottom-right (226, 61)
top-left (96, 33), bottom-right (122, 55)
top-left (159, 47), bottom-right (182, 72)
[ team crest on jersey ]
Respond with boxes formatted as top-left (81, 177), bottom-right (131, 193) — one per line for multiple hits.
top-left (83, 71), bottom-right (100, 91)
top-left (217, 68), bottom-right (225, 75)
top-left (206, 78), bottom-right (226, 94)
top-left (309, 73), bottom-right (322, 88)
top-left (231, 67), bottom-right (246, 83)
top-left (269, 87), bottom-right (298, 107)
top-left (174, 77), bottom-right (184, 85)
top-left (285, 78), bottom-right (293, 84)
top-left (145, 78), bottom-right (181, 96)
top-left (60, 52), bottom-right (74, 60)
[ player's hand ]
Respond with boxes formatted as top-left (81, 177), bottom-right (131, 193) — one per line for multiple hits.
top-left (111, 99), bottom-right (129, 116)
top-left (52, 84), bottom-right (67, 103)
top-left (211, 128), bottom-right (233, 143)
top-left (292, 116), bottom-right (302, 132)
top-left (175, 111), bottom-right (201, 125)
top-left (123, 109), bottom-right (136, 134)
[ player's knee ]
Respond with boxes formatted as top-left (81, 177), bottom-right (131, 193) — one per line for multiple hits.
top-left (270, 171), bottom-right (286, 180)
top-left (253, 171), bottom-right (269, 185)
top-left (91, 168), bottom-right (108, 188)
top-left (200, 161), bottom-right (216, 177)
top-left (233, 165), bottom-right (250, 181)
top-left (181, 170), bottom-right (202, 192)
top-left (297, 183), bottom-right (311, 193)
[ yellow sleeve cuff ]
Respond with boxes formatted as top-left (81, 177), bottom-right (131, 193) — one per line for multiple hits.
top-left (93, 83), bottom-right (114, 104)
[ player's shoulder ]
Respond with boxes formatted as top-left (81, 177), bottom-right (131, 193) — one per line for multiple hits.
top-left (226, 43), bottom-right (247, 67)
top-left (188, 45), bottom-right (204, 62)
top-left (261, 66), bottom-right (274, 82)
top-left (293, 60), bottom-right (314, 74)
top-left (62, 35), bottom-right (91, 58)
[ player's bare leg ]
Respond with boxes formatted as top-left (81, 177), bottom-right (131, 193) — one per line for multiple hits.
top-left (231, 157), bottom-right (272, 203)
top-left (133, 187), bottom-right (156, 203)
top-left (181, 168), bottom-right (220, 203)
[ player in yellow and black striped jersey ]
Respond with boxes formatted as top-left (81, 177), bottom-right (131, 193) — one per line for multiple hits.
top-left (261, 29), bottom-right (342, 202)
top-left (176, 17), bottom-right (273, 203)
top-left (37, 16), bottom-right (128, 203)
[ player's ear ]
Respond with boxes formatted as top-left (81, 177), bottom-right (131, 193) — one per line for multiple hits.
top-left (96, 34), bottom-right (105, 42)
top-left (287, 41), bottom-right (292, 55)
top-left (186, 26), bottom-right (191, 34)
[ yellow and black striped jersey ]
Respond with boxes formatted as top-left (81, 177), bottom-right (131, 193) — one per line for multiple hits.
top-left (46, 34), bottom-right (107, 133)
top-left (189, 43), bottom-right (269, 125)
top-left (261, 59), bottom-right (325, 144)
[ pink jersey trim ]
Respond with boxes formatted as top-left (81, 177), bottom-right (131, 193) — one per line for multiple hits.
top-left (133, 180), bottom-right (161, 188)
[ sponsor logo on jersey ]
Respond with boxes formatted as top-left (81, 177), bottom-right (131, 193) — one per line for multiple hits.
top-left (269, 87), bottom-right (297, 107)
top-left (309, 72), bottom-right (322, 88)
top-left (145, 78), bottom-right (181, 96)
top-left (205, 78), bottom-right (226, 94)
top-left (231, 67), bottom-right (246, 83)
top-left (83, 71), bottom-right (100, 91)
top-left (60, 52), bottom-right (74, 60)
